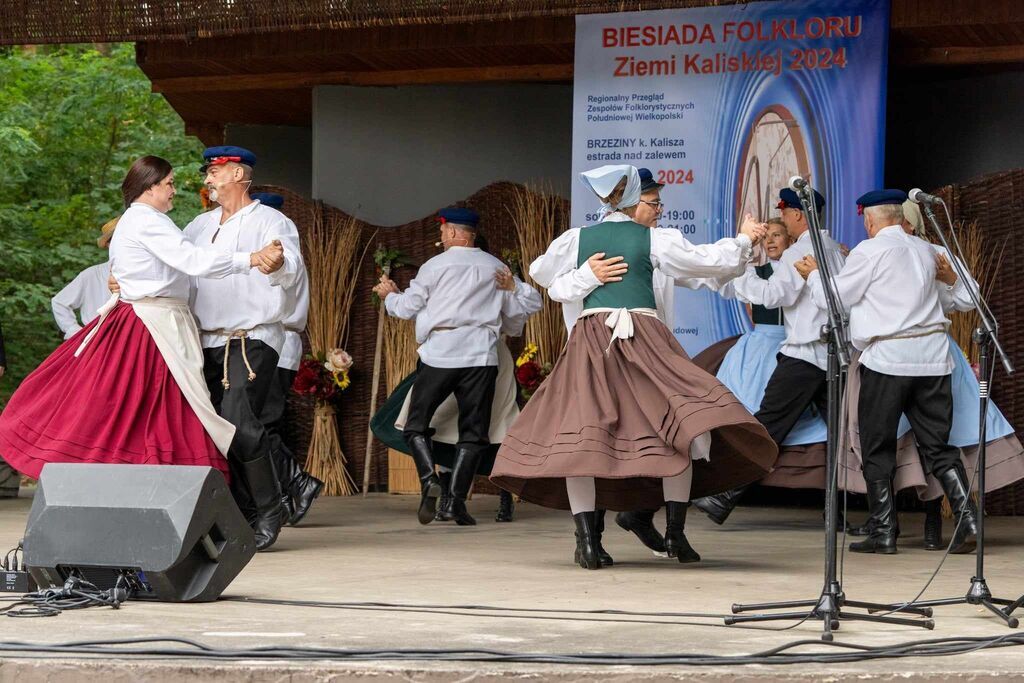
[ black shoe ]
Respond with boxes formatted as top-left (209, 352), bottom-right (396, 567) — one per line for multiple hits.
top-left (664, 502), bottom-right (700, 563)
top-left (615, 508), bottom-right (666, 553)
top-left (495, 489), bottom-right (515, 523)
top-left (436, 447), bottom-right (479, 526)
top-left (924, 497), bottom-right (943, 551)
top-left (434, 471), bottom-right (454, 522)
top-left (240, 454), bottom-right (287, 551)
top-left (937, 465), bottom-right (978, 554)
top-left (849, 479), bottom-right (898, 554)
top-left (572, 511), bottom-right (601, 570)
top-left (270, 438), bottom-right (321, 526)
top-left (407, 435), bottom-right (441, 525)
top-left (692, 485), bottom-right (750, 526)
top-left (281, 494), bottom-right (296, 526)
top-left (287, 472), bottom-right (324, 526)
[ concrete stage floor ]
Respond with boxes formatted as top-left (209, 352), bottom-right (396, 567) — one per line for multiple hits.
top-left (1, 491), bottom-right (1024, 681)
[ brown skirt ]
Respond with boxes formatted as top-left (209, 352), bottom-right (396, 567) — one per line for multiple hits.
top-left (691, 334), bottom-right (828, 491)
top-left (840, 353), bottom-right (1024, 500)
top-left (489, 313), bottom-right (778, 511)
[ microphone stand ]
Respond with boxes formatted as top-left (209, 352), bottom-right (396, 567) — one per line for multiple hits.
top-left (725, 184), bottom-right (934, 641)
top-left (888, 199), bottom-right (1021, 628)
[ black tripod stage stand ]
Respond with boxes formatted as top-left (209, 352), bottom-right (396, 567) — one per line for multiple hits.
top-left (878, 195), bottom-right (1020, 628)
top-left (724, 180), bottom-right (934, 641)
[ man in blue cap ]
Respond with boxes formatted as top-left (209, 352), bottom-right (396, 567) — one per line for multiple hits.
top-left (693, 186), bottom-right (845, 525)
top-left (797, 189), bottom-right (976, 554)
top-left (184, 147), bottom-right (304, 551)
top-left (373, 207), bottom-right (541, 525)
top-left (249, 192), bottom-right (323, 527)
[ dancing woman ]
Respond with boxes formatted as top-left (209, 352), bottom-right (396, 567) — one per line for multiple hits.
top-left (0, 156), bottom-right (282, 483)
top-left (490, 165), bottom-right (777, 569)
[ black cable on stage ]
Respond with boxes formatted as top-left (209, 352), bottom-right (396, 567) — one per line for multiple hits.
top-left (0, 632), bottom-right (1022, 666)
top-left (0, 576), bottom-right (129, 618)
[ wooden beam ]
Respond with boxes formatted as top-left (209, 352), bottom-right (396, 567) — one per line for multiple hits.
top-left (184, 122), bottom-right (225, 146)
top-left (895, 45), bottom-right (1024, 66)
top-left (153, 63), bottom-right (573, 93)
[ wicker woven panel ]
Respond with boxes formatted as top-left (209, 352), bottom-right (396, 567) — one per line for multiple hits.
top-left (256, 181), bottom-right (559, 494)
top-left (935, 169), bottom-right (1024, 515)
top-left (0, 1), bottom-right (745, 45)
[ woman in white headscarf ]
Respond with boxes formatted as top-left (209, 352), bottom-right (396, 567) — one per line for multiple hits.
top-left (491, 165), bottom-right (778, 570)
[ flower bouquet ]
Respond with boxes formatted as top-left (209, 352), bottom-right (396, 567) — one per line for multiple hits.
top-left (514, 342), bottom-right (552, 402)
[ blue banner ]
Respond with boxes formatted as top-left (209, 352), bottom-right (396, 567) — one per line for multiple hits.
top-left (572, 0), bottom-right (890, 354)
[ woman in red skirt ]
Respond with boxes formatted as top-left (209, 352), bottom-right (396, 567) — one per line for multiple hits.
top-left (0, 156), bottom-right (282, 486)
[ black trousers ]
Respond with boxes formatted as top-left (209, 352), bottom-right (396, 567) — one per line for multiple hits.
top-left (261, 367), bottom-right (301, 487)
top-left (403, 363), bottom-right (498, 455)
top-left (262, 367), bottom-right (297, 435)
top-left (858, 366), bottom-right (960, 483)
top-left (755, 353), bottom-right (828, 446)
top-left (203, 339), bottom-right (281, 465)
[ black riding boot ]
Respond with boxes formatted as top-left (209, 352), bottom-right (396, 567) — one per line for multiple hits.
top-left (923, 497), bottom-right (944, 550)
top-left (937, 464), bottom-right (978, 554)
top-left (434, 470), bottom-right (453, 522)
top-left (850, 479), bottom-right (898, 554)
top-left (572, 511), bottom-right (601, 570)
top-left (593, 510), bottom-right (613, 566)
top-left (436, 447), bottom-right (479, 526)
top-left (692, 484), bottom-right (750, 526)
top-left (407, 435), bottom-right (442, 525)
top-left (664, 502), bottom-right (701, 563)
top-left (615, 508), bottom-right (666, 553)
top-left (275, 451), bottom-right (323, 526)
top-left (495, 489), bottom-right (515, 522)
top-left (240, 454), bottom-right (287, 551)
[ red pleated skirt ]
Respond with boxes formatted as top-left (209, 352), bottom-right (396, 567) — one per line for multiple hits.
top-left (0, 302), bottom-right (230, 481)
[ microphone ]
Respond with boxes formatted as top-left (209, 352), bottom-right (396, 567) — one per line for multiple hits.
top-left (435, 241), bottom-right (443, 247)
top-left (908, 188), bottom-right (943, 205)
top-left (788, 175), bottom-right (808, 191)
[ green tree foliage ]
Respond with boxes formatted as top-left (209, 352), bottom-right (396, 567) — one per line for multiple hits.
top-left (0, 44), bottom-right (205, 405)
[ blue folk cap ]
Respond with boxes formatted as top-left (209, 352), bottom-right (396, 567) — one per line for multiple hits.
top-left (437, 207), bottom-right (479, 228)
top-left (778, 187), bottom-right (825, 213)
top-left (638, 168), bottom-right (664, 192)
top-left (201, 145), bottom-right (257, 173)
top-left (251, 192), bottom-right (284, 210)
top-left (855, 189), bottom-right (907, 215)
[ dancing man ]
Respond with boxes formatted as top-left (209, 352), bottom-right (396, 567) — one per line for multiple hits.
top-left (184, 147), bottom-right (304, 551)
top-left (693, 187), bottom-right (845, 524)
top-left (797, 190), bottom-right (978, 554)
top-left (373, 207), bottom-right (541, 525)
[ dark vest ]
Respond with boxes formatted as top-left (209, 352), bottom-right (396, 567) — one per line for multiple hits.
top-left (577, 220), bottom-right (657, 310)
top-left (751, 262), bottom-right (784, 325)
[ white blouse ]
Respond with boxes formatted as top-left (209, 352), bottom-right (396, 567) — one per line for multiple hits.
top-left (109, 203), bottom-right (250, 302)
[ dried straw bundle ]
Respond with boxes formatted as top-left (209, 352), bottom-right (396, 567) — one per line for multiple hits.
top-left (943, 219), bottom-right (1008, 366)
top-left (383, 316), bottom-right (418, 393)
top-left (303, 202), bottom-right (376, 495)
top-left (509, 184), bottom-right (568, 366)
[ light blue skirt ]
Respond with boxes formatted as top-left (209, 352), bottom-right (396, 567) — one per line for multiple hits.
top-left (716, 324), bottom-right (828, 447)
top-left (895, 334), bottom-right (1014, 446)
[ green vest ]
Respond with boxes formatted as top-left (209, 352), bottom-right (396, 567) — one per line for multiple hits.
top-left (751, 262), bottom-right (784, 325)
top-left (577, 220), bottom-right (656, 310)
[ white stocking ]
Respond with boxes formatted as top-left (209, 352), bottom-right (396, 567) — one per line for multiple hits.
top-left (663, 467), bottom-right (693, 503)
top-left (566, 477), bottom-right (597, 515)
top-left (663, 432), bottom-right (711, 503)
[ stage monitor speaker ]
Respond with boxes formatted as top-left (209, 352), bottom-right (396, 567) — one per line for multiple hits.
top-left (23, 463), bottom-right (255, 602)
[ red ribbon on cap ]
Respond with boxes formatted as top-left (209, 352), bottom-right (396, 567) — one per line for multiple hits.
top-left (208, 155), bottom-right (242, 166)
top-left (437, 216), bottom-right (447, 224)
top-left (776, 200), bottom-right (788, 210)
top-left (856, 205), bottom-right (864, 215)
